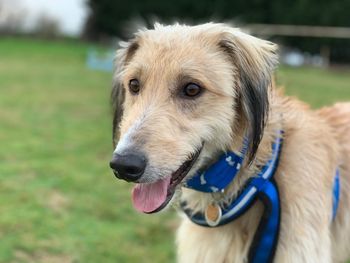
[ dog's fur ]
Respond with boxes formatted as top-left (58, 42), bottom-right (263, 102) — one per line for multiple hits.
top-left (111, 23), bottom-right (350, 262)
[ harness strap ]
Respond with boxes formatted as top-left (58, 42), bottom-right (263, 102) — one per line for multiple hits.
top-left (332, 169), bottom-right (340, 220)
top-left (248, 179), bottom-right (280, 263)
top-left (181, 177), bottom-right (281, 263)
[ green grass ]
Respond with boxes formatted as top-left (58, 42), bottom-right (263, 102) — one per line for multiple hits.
top-left (277, 66), bottom-right (350, 107)
top-left (0, 37), bottom-right (349, 263)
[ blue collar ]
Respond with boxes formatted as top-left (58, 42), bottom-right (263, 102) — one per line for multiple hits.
top-left (181, 130), bottom-right (341, 263)
top-left (184, 139), bottom-right (248, 193)
top-left (184, 134), bottom-right (282, 194)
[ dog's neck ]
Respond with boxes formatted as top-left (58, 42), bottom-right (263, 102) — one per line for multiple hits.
top-left (180, 93), bottom-right (283, 213)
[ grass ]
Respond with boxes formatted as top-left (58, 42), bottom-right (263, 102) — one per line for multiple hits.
top-left (0, 37), bottom-right (349, 263)
top-left (277, 66), bottom-right (350, 107)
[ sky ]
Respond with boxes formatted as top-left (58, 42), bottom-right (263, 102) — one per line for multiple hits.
top-left (18, 0), bottom-right (88, 36)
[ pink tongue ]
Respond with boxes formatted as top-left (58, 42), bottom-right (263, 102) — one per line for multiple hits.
top-left (132, 177), bottom-right (171, 213)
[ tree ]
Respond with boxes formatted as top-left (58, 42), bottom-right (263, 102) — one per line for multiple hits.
top-left (0, 0), bottom-right (26, 35)
top-left (83, 0), bottom-right (350, 63)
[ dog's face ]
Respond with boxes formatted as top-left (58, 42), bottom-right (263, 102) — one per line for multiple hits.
top-left (110, 23), bottom-right (277, 213)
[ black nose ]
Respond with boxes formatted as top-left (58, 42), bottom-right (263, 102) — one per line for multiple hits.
top-left (109, 153), bottom-right (147, 182)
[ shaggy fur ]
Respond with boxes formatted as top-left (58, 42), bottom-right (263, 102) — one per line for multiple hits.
top-left (111, 23), bottom-right (350, 262)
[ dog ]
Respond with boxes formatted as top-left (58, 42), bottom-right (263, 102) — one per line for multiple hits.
top-left (109, 23), bottom-right (350, 263)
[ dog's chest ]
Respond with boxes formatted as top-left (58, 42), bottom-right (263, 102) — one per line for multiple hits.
top-left (177, 202), bottom-right (263, 263)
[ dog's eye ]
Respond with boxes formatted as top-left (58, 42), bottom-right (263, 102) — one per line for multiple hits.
top-left (129, 79), bottom-right (140, 94)
top-left (182, 83), bottom-right (202, 98)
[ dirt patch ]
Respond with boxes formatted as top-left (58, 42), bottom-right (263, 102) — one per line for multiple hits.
top-left (46, 190), bottom-right (69, 214)
top-left (14, 250), bottom-right (74, 263)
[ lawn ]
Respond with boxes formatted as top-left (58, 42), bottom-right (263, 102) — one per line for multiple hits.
top-left (0, 38), bottom-right (349, 263)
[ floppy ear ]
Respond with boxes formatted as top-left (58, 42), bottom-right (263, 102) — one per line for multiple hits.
top-left (219, 29), bottom-right (278, 163)
top-left (111, 40), bottom-right (139, 147)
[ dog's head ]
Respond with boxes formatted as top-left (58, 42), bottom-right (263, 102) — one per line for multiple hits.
top-left (110, 23), bottom-right (277, 213)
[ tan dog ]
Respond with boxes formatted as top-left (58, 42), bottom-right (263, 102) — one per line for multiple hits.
top-left (109, 23), bottom-right (350, 263)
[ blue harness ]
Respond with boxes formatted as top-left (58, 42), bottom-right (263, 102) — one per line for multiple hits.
top-left (181, 131), bottom-right (340, 263)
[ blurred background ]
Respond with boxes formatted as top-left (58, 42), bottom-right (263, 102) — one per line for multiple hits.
top-left (0, 0), bottom-right (349, 262)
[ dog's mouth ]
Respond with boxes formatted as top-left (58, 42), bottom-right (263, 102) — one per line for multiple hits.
top-left (132, 146), bottom-right (202, 214)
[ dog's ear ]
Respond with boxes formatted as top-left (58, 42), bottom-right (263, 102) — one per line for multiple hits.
top-left (111, 39), bottom-right (139, 146)
top-left (219, 29), bottom-right (278, 163)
